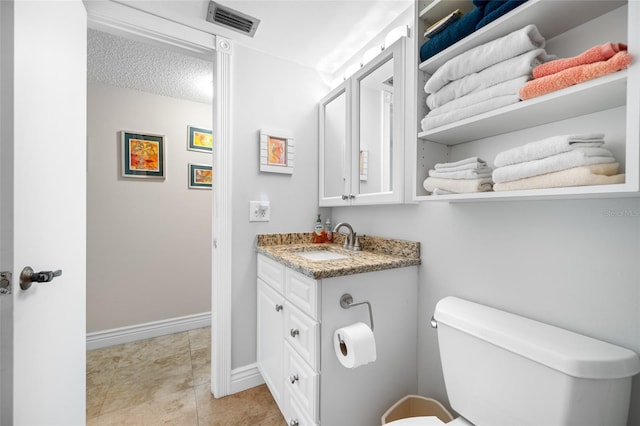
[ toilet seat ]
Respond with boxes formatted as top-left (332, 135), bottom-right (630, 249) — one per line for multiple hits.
top-left (387, 416), bottom-right (474, 426)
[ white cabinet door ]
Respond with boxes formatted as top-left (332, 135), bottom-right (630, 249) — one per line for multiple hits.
top-left (257, 278), bottom-right (285, 406)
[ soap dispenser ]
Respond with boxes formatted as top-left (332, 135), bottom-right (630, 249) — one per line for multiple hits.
top-left (313, 214), bottom-right (326, 243)
top-left (325, 217), bottom-right (333, 242)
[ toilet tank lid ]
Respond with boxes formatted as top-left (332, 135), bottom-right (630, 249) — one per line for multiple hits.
top-left (434, 297), bottom-right (640, 380)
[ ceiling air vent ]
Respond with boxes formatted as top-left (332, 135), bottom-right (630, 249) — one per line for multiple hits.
top-left (206, 1), bottom-right (260, 38)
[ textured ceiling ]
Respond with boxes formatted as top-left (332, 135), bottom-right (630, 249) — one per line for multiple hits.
top-left (87, 0), bottom-right (412, 103)
top-left (87, 29), bottom-right (214, 104)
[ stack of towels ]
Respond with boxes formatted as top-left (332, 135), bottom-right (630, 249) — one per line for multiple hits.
top-left (424, 157), bottom-right (493, 194)
top-left (420, 0), bottom-right (529, 62)
top-left (520, 42), bottom-right (633, 100)
top-left (492, 133), bottom-right (625, 191)
top-left (421, 24), bottom-right (553, 131)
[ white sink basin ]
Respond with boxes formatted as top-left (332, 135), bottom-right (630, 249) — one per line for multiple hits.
top-left (296, 250), bottom-right (350, 261)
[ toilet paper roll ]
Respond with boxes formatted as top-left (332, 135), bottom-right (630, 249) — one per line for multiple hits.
top-left (333, 322), bottom-right (376, 369)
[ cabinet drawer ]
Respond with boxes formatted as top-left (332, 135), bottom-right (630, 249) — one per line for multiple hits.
top-left (284, 302), bottom-right (319, 371)
top-left (257, 254), bottom-right (285, 293)
top-left (284, 342), bottom-right (318, 423)
top-left (285, 268), bottom-right (319, 320)
top-left (284, 383), bottom-right (318, 426)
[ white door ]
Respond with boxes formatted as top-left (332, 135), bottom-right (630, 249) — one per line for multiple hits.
top-left (0, 1), bottom-right (87, 424)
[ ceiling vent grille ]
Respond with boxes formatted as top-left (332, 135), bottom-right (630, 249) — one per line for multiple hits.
top-left (206, 1), bottom-right (260, 37)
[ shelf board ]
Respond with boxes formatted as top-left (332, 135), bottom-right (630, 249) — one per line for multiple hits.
top-left (419, 0), bottom-right (475, 25)
top-left (414, 182), bottom-right (638, 203)
top-left (418, 0), bottom-right (626, 75)
top-left (418, 71), bottom-right (627, 145)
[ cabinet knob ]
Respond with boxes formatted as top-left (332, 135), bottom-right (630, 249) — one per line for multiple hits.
top-left (289, 420), bottom-right (299, 426)
top-left (275, 304), bottom-right (283, 312)
top-left (349, 194), bottom-right (355, 199)
top-left (290, 329), bottom-right (299, 338)
top-left (341, 194), bottom-right (349, 200)
top-left (289, 374), bottom-right (299, 384)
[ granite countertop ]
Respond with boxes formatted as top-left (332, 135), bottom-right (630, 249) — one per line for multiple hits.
top-left (256, 233), bottom-right (421, 279)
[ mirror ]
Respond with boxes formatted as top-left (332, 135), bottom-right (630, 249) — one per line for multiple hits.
top-left (318, 37), bottom-right (404, 206)
top-left (320, 84), bottom-right (349, 201)
top-left (357, 57), bottom-right (394, 195)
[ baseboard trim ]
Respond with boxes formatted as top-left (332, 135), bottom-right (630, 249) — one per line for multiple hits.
top-left (230, 363), bottom-right (265, 394)
top-left (86, 312), bottom-right (211, 351)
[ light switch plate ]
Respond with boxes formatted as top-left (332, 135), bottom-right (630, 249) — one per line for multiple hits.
top-left (249, 201), bottom-right (270, 222)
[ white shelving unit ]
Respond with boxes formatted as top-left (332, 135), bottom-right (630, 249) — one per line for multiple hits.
top-left (412, 0), bottom-right (640, 201)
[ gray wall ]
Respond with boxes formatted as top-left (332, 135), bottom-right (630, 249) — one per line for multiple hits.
top-left (87, 82), bottom-right (212, 332)
top-left (331, 197), bottom-right (640, 425)
top-left (230, 44), bottom-right (328, 368)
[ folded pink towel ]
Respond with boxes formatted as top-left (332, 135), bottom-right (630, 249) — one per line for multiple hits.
top-left (519, 51), bottom-right (633, 100)
top-left (533, 42), bottom-right (627, 79)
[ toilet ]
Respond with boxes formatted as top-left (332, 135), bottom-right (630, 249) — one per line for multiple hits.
top-left (388, 297), bottom-right (640, 426)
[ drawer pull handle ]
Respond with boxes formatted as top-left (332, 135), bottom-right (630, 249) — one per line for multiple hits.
top-left (275, 304), bottom-right (283, 312)
top-left (290, 329), bottom-right (300, 338)
top-left (289, 420), bottom-right (299, 426)
top-left (289, 374), bottom-right (299, 384)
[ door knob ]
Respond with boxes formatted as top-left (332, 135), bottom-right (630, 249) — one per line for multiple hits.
top-left (20, 266), bottom-right (62, 290)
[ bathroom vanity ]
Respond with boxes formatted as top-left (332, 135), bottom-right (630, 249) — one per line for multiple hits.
top-left (256, 233), bottom-right (420, 426)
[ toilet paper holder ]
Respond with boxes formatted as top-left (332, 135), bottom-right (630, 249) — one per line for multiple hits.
top-left (339, 293), bottom-right (374, 331)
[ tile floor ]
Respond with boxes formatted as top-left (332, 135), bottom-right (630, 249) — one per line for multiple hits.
top-left (87, 327), bottom-right (285, 425)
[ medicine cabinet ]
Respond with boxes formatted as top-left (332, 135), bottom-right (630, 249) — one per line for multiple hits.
top-left (319, 37), bottom-right (406, 206)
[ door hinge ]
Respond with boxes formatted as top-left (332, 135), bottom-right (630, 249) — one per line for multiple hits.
top-left (0, 271), bottom-right (12, 295)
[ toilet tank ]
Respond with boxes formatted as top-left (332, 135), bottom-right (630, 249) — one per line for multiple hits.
top-left (433, 297), bottom-right (640, 426)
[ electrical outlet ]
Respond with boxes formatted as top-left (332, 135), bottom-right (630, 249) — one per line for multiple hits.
top-left (249, 201), bottom-right (270, 222)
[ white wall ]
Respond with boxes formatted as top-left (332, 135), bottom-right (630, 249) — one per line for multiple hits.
top-left (230, 44), bottom-right (328, 368)
top-left (87, 82), bottom-right (212, 332)
top-left (331, 197), bottom-right (640, 425)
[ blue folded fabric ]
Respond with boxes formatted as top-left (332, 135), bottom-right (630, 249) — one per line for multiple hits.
top-left (476, 0), bottom-right (528, 30)
top-left (420, 7), bottom-right (483, 62)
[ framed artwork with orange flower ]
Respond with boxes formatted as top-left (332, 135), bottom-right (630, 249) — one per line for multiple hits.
top-left (259, 128), bottom-right (294, 174)
top-left (121, 131), bottom-right (165, 179)
top-left (188, 164), bottom-right (212, 189)
top-left (187, 126), bottom-right (213, 153)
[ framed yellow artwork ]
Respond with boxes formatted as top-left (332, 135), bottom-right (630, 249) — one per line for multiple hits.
top-left (188, 126), bottom-right (213, 153)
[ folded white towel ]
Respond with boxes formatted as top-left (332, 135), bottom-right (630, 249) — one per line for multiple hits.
top-left (421, 94), bottom-right (521, 131)
top-left (494, 133), bottom-right (605, 167)
top-left (424, 177), bottom-right (493, 193)
top-left (429, 167), bottom-right (493, 179)
top-left (427, 76), bottom-right (529, 118)
top-left (493, 163), bottom-right (624, 191)
top-left (426, 49), bottom-right (553, 109)
top-left (434, 156), bottom-right (486, 170)
top-left (425, 24), bottom-right (546, 94)
top-left (492, 147), bottom-right (616, 183)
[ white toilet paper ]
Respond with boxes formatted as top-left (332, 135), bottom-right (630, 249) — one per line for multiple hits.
top-left (333, 322), bottom-right (377, 368)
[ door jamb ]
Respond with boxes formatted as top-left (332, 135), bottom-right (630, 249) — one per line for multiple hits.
top-left (85, 4), bottom-right (232, 398)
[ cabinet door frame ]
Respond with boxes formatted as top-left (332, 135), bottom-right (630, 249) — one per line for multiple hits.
top-left (319, 81), bottom-right (351, 206)
top-left (350, 37), bottom-right (406, 206)
top-left (257, 278), bottom-right (285, 408)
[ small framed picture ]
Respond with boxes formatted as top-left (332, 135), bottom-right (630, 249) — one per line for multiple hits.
top-left (188, 163), bottom-right (212, 189)
top-left (121, 131), bottom-right (165, 179)
top-left (259, 129), bottom-right (294, 174)
top-left (188, 126), bottom-right (213, 153)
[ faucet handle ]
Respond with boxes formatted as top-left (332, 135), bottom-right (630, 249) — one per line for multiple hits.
top-left (342, 235), bottom-right (351, 250)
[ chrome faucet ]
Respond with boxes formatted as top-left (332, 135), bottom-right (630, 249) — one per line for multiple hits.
top-left (333, 222), bottom-right (361, 251)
